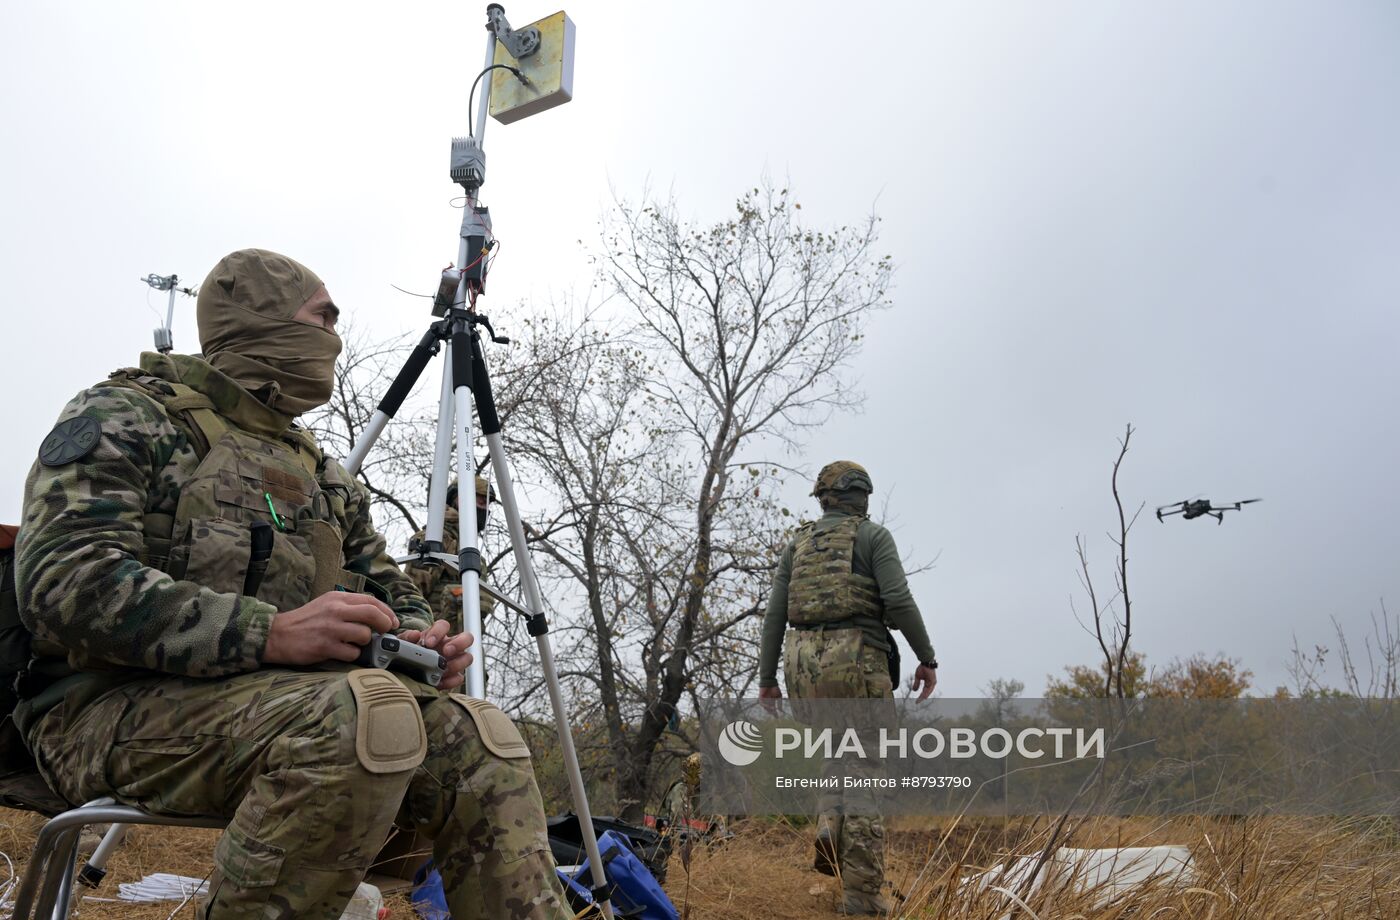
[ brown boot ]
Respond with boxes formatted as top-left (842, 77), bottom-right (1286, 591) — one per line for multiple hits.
top-left (840, 889), bottom-right (893, 916)
top-left (813, 826), bottom-right (838, 877)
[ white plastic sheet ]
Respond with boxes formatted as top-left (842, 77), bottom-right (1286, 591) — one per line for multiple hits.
top-left (964, 845), bottom-right (1195, 913)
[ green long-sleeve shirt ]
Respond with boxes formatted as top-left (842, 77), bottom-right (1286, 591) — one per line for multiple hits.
top-left (759, 510), bottom-right (935, 688)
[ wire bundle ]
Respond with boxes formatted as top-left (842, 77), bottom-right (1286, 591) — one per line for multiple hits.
top-left (116, 872), bottom-right (209, 901)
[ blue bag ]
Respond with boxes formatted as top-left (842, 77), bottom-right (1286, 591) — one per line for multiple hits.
top-left (410, 861), bottom-right (450, 920)
top-left (574, 830), bottom-right (679, 920)
top-left (557, 869), bottom-right (595, 910)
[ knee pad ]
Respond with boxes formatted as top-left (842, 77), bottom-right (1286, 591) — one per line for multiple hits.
top-left (445, 695), bottom-right (531, 759)
top-left (346, 670), bottom-right (428, 774)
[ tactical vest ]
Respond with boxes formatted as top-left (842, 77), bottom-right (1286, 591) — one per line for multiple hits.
top-left (6, 366), bottom-right (368, 708)
top-left (103, 368), bottom-right (367, 610)
top-left (786, 515), bottom-right (885, 626)
top-left (2, 368), bottom-right (370, 782)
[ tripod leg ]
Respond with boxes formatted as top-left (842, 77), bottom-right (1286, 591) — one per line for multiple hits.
top-left (471, 335), bottom-right (616, 919)
top-left (344, 327), bottom-right (442, 476)
top-left (451, 323), bottom-right (486, 699)
top-left (422, 344), bottom-right (458, 550)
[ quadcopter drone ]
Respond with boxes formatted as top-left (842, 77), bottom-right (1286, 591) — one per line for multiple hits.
top-left (1156, 498), bottom-right (1261, 525)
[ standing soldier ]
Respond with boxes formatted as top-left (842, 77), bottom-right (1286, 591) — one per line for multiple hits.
top-left (757, 461), bottom-right (938, 917)
top-left (406, 477), bottom-right (497, 685)
top-left (11, 249), bottom-right (567, 919)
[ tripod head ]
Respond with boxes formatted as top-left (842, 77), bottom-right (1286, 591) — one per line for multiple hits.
top-left (426, 308), bottom-right (512, 346)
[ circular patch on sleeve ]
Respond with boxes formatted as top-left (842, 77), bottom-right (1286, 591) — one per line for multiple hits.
top-left (39, 416), bottom-right (102, 467)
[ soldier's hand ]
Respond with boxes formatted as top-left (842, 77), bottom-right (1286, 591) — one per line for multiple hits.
top-left (400, 619), bottom-right (475, 691)
top-left (264, 592), bottom-right (400, 666)
top-left (911, 663), bottom-right (938, 701)
top-left (758, 684), bottom-right (782, 716)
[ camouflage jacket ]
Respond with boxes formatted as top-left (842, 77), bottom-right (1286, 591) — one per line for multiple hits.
top-left (14, 353), bottom-right (432, 725)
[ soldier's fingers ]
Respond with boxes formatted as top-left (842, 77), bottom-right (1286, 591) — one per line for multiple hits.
top-left (328, 592), bottom-right (397, 621)
top-left (329, 621), bottom-right (375, 649)
top-left (398, 629), bottom-right (423, 644)
top-left (441, 632), bottom-right (475, 658)
top-left (419, 619), bottom-right (451, 649)
top-left (325, 639), bottom-right (365, 663)
top-left (442, 650), bottom-right (473, 675)
top-left (328, 596), bottom-right (398, 634)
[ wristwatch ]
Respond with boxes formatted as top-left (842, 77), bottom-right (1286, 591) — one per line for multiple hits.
top-left (920, 659), bottom-right (939, 670)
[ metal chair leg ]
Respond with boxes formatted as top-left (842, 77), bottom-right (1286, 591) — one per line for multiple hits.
top-left (13, 798), bottom-right (114, 920)
top-left (35, 828), bottom-right (79, 920)
top-left (13, 800), bottom-right (227, 920)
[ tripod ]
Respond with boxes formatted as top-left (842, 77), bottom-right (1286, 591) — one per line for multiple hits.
top-left (338, 7), bottom-right (615, 914)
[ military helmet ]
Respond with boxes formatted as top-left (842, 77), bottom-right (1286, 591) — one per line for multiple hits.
top-left (445, 476), bottom-right (494, 506)
top-left (811, 461), bottom-right (873, 496)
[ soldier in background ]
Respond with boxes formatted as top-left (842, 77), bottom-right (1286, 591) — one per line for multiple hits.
top-left (757, 461), bottom-right (938, 917)
top-left (11, 249), bottom-right (567, 919)
top-left (406, 477), bottom-right (498, 686)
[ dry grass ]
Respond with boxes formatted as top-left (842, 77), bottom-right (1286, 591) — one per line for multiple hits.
top-left (663, 814), bottom-right (1400, 919)
top-left (2, 808), bottom-right (1398, 918)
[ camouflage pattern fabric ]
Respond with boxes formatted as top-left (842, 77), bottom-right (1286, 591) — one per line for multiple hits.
top-left (15, 353), bottom-right (564, 918)
top-left (810, 461), bottom-right (872, 496)
top-left (787, 516), bottom-right (884, 626)
top-left (27, 669), bottom-right (567, 919)
top-left (784, 626), bottom-right (893, 898)
top-left (406, 509), bottom-right (497, 634)
top-left (758, 510), bottom-right (937, 691)
top-left (14, 353), bottom-right (431, 696)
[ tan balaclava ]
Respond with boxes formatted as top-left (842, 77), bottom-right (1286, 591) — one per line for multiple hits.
top-left (196, 248), bottom-right (343, 415)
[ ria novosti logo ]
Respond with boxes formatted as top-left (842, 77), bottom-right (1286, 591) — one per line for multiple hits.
top-left (717, 720), bottom-right (765, 766)
top-left (715, 719), bottom-right (1106, 765)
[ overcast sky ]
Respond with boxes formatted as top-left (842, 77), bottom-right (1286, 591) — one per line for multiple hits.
top-left (3, 1), bottom-right (1397, 697)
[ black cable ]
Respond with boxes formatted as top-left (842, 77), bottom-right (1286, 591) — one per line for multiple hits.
top-left (468, 64), bottom-right (524, 136)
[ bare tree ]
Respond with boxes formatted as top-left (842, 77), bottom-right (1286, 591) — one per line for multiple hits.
top-left (1289, 602), bottom-right (1400, 698)
top-left (1068, 424), bottom-right (1144, 699)
top-left (304, 183), bottom-right (893, 819)
top-left (493, 183), bottom-right (891, 815)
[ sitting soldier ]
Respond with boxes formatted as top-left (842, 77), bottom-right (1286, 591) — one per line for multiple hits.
top-left (12, 248), bottom-right (568, 919)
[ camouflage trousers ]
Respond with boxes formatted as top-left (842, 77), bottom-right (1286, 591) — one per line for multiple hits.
top-left (27, 668), bottom-right (568, 920)
top-left (784, 626), bottom-right (893, 897)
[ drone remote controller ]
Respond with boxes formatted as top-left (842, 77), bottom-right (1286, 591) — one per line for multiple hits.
top-left (356, 633), bottom-right (448, 687)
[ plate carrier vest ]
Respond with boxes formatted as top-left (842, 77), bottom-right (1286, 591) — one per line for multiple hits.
top-left (785, 515), bottom-right (885, 626)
